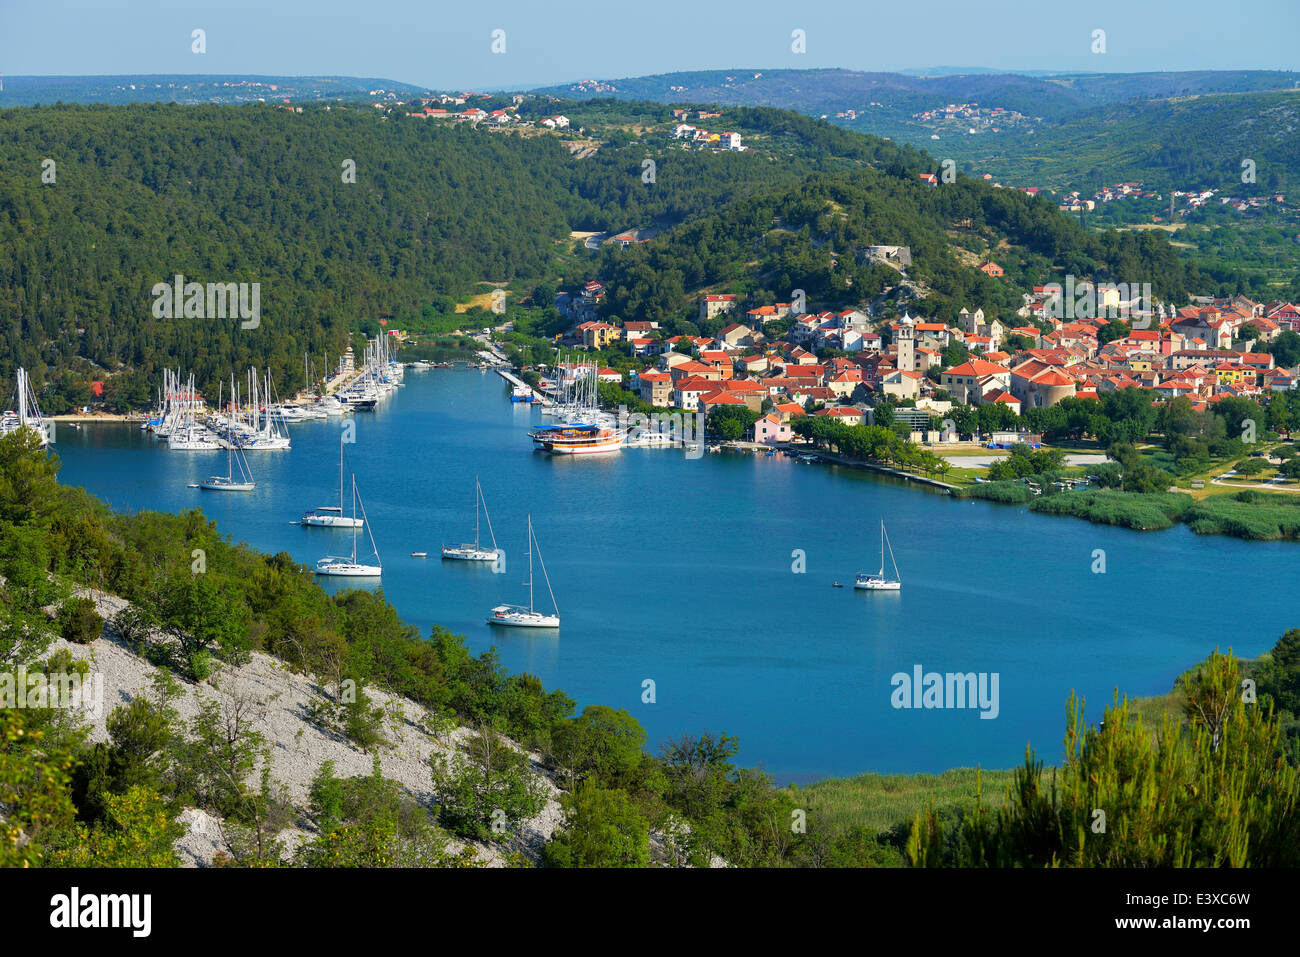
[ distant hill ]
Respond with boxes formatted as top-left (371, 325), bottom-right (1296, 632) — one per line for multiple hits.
top-left (0, 74), bottom-right (428, 107)
top-left (957, 90), bottom-right (1300, 194)
top-left (533, 68), bottom-right (1300, 124)
top-left (533, 68), bottom-right (1300, 200)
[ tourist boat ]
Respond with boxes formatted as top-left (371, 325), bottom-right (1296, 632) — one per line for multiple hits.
top-left (200, 443), bottom-right (256, 492)
top-left (530, 423), bottom-right (623, 456)
top-left (511, 384), bottom-right (534, 403)
top-left (487, 515), bottom-right (559, 628)
top-left (301, 435), bottom-right (364, 528)
top-left (441, 477), bottom-right (500, 562)
top-left (855, 520), bottom-right (902, 591)
top-left (315, 477), bottom-right (382, 577)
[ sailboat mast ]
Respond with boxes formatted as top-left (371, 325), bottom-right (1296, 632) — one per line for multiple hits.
top-left (474, 477), bottom-right (481, 550)
top-left (351, 477), bottom-right (359, 563)
top-left (527, 515), bottom-right (534, 613)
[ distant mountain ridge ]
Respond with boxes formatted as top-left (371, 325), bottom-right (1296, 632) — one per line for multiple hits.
top-left (531, 68), bottom-right (1300, 121)
top-left (0, 74), bottom-right (428, 107)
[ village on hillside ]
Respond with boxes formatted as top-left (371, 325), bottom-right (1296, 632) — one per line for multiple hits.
top-left (553, 272), bottom-right (1299, 448)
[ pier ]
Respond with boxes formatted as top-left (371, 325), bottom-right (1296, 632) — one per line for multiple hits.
top-left (493, 366), bottom-right (553, 406)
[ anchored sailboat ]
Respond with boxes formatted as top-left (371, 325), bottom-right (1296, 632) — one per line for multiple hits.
top-left (855, 520), bottom-right (901, 591)
top-left (200, 443), bottom-right (256, 492)
top-left (301, 434), bottom-right (364, 527)
top-left (487, 515), bottom-right (559, 628)
top-left (315, 477), bottom-right (382, 577)
top-left (441, 477), bottom-right (499, 562)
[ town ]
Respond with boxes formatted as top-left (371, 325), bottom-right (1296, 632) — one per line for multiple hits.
top-left (553, 271), bottom-right (1298, 455)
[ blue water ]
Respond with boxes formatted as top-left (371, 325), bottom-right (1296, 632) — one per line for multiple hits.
top-left (52, 369), bottom-right (1298, 784)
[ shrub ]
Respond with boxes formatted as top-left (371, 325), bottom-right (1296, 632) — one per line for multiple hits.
top-left (58, 596), bottom-right (104, 644)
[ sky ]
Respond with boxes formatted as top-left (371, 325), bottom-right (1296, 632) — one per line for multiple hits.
top-left (2, 0), bottom-right (1297, 89)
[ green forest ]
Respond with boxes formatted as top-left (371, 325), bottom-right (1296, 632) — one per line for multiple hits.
top-left (0, 97), bottom-right (1259, 415)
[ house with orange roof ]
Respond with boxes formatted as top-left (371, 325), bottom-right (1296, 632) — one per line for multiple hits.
top-left (880, 368), bottom-right (922, 400)
top-left (577, 321), bottom-right (621, 349)
top-left (790, 386), bottom-right (837, 408)
top-left (698, 390), bottom-right (749, 418)
top-left (752, 412), bottom-right (793, 444)
top-left (699, 294), bottom-right (738, 321)
top-left (772, 402), bottom-right (806, 422)
top-left (672, 376), bottom-right (720, 410)
top-left (636, 370), bottom-right (672, 406)
top-left (982, 388), bottom-right (1022, 414)
top-left (669, 360), bottom-right (720, 383)
top-left (942, 358), bottom-right (1012, 404)
top-left (813, 407), bottom-right (869, 426)
top-left (978, 261), bottom-right (1004, 277)
top-left (1021, 368), bottom-right (1077, 408)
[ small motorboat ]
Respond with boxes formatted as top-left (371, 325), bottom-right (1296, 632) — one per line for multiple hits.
top-left (411, 551), bottom-right (428, 558)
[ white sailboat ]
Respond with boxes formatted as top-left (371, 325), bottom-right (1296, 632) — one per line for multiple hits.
top-left (315, 477), bottom-right (382, 577)
top-left (487, 515), bottom-right (559, 628)
top-left (1, 368), bottom-right (54, 448)
top-left (855, 520), bottom-right (901, 591)
top-left (301, 435), bottom-right (364, 528)
top-left (441, 477), bottom-right (499, 561)
top-left (200, 443), bottom-right (256, 492)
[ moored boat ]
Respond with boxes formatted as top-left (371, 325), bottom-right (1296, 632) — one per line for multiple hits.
top-left (315, 477), bottom-right (382, 577)
top-left (530, 422), bottom-right (622, 456)
top-left (442, 477), bottom-right (500, 562)
top-left (487, 515), bottom-right (559, 628)
top-left (855, 520), bottom-right (902, 591)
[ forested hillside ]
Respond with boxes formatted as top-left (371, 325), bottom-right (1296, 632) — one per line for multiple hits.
top-left (596, 162), bottom-right (1220, 328)
top-left (961, 90), bottom-right (1300, 194)
top-left (0, 98), bottom-right (1233, 410)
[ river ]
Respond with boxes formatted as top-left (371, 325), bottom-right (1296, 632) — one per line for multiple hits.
top-left (50, 367), bottom-right (1297, 784)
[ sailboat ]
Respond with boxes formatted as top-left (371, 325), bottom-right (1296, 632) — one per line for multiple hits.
top-left (487, 515), bottom-right (559, 628)
top-left (441, 477), bottom-right (499, 561)
top-left (301, 435), bottom-right (364, 527)
top-left (315, 477), bottom-right (382, 577)
top-left (200, 443), bottom-right (256, 492)
top-left (854, 520), bottom-right (901, 591)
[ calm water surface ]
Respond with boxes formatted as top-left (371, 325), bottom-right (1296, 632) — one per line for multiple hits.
top-left (52, 368), bottom-right (1297, 784)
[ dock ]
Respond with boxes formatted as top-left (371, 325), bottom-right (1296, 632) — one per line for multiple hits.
top-left (493, 366), bottom-right (553, 406)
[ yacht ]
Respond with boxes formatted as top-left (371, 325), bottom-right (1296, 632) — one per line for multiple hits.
top-left (855, 520), bottom-right (902, 591)
top-left (200, 444), bottom-right (256, 492)
top-left (442, 477), bottom-right (500, 562)
top-left (315, 477), bottom-right (382, 577)
top-left (487, 516), bottom-right (559, 628)
top-left (301, 435), bottom-right (364, 527)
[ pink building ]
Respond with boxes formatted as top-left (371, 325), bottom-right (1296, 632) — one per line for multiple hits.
top-left (752, 413), bottom-right (792, 444)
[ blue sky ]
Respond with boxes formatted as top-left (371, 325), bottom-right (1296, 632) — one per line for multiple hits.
top-left (2, 0), bottom-right (1297, 89)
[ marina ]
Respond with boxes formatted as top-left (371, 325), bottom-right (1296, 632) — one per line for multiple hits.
top-left (47, 367), bottom-right (1296, 783)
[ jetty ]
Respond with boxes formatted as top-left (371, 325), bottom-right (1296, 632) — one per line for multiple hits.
top-left (493, 367), bottom-right (553, 406)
